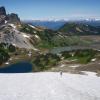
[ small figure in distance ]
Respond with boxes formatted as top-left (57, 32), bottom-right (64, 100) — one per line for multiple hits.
top-left (60, 71), bottom-right (63, 77)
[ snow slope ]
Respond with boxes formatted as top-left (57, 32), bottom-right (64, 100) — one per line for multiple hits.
top-left (0, 72), bottom-right (100, 100)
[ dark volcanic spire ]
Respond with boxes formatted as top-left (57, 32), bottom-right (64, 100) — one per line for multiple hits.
top-left (0, 6), bottom-right (6, 16)
top-left (0, 6), bottom-right (7, 25)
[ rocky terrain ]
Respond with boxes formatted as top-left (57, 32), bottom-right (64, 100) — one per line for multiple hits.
top-left (0, 7), bottom-right (43, 50)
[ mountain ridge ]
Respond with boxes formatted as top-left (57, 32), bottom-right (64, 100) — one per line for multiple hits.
top-left (59, 22), bottom-right (100, 35)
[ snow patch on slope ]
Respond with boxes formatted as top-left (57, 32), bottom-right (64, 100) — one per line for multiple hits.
top-left (81, 71), bottom-right (97, 77)
top-left (35, 35), bottom-right (39, 39)
top-left (9, 24), bottom-right (16, 29)
top-left (29, 24), bottom-right (36, 29)
top-left (69, 65), bottom-right (80, 68)
top-left (22, 33), bottom-right (30, 38)
top-left (5, 20), bottom-right (7, 24)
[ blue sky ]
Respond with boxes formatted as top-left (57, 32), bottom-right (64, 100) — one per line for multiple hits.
top-left (0, 0), bottom-right (100, 20)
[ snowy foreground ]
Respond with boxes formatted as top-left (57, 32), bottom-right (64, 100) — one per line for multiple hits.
top-left (0, 72), bottom-right (100, 100)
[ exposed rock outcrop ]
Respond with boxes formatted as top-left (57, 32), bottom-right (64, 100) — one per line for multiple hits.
top-left (0, 6), bottom-right (7, 25)
top-left (0, 6), bottom-right (38, 50)
top-left (0, 6), bottom-right (21, 25)
top-left (0, 6), bottom-right (6, 16)
top-left (7, 13), bottom-right (21, 24)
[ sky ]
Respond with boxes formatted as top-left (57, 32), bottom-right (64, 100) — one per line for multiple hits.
top-left (0, 0), bottom-right (100, 20)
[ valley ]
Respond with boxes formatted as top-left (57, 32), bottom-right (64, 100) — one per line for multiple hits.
top-left (0, 0), bottom-right (100, 100)
top-left (0, 7), bottom-right (100, 76)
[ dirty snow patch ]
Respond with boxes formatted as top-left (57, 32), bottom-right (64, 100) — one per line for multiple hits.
top-left (69, 65), bottom-right (80, 68)
top-left (81, 71), bottom-right (97, 77)
top-left (9, 24), bottom-right (16, 29)
top-left (5, 20), bottom-right (7, 24)
top-left (60, 64), bottom-right (65, 68)
top-left (13, 44), bottom-right (16, 46)
top-left (35, 35), bottom-right (39, 39)
top-left (5, 62), bottom-right (9, 65)
top-left (91, 58), bottom-right (96, 62)
top-left (22, 33), bottom-right (30, 38)
top-left (29, 24), bottom-right (36, 29)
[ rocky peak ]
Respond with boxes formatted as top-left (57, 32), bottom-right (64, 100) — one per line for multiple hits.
top-left (0, 7), bottom-right (7, 25)
top-left (0, 6), bottom-right (21, 25)
top-left (7, 13), bottom-right (21, 24)
top-left (0, 6), bottom-right (6, 16)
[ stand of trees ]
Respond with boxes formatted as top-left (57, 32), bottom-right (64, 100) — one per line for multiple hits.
top-left (61, 49), bottom-right (97, 64)
top-left (0, 43), bottom-right (16, 65)
top-left (32, 53), bottom-right (60, 71)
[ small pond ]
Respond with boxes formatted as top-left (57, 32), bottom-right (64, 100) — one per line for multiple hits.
top-left (0, 62), bottom-right (32, 73)
top-left (50, 46), bottom-right (91, 54)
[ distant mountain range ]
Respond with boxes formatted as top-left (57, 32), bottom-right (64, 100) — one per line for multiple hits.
top-left (23, 20), bottom-right (66, 30)
top-left (23, 19), bottom-right (100, 30)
